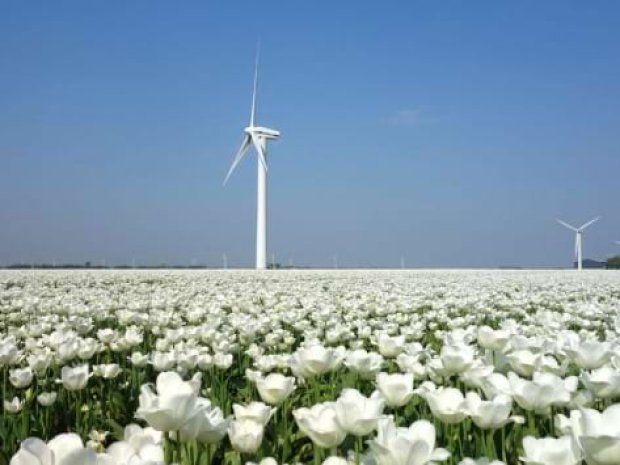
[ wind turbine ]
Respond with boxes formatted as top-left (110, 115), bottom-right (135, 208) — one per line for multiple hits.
top-left (224, 49), bottom-right (280, 270)
top-left (556, 217), bottom-right (601, 270)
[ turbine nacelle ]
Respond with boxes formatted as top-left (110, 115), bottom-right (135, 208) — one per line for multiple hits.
top-left (245, 126), bottom-right (280, 140)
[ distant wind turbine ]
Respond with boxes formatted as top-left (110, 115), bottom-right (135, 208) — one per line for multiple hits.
top-left (556, 217), bottom-right (601, 270)
top-left (224, 47), bottom-right (280, 270)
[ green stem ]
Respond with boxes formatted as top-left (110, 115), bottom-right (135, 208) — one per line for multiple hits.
top-left (355, 436), bottom-right (363, 465)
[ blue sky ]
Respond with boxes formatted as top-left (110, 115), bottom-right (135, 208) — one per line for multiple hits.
top-left (1, 1), bottom-right (619, 268)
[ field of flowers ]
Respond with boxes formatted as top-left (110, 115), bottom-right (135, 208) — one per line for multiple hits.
top-left (2, 269), bottom-right (620, 465)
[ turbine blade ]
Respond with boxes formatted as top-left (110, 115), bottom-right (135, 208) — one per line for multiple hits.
top-left (250, 132), bottom-right (268, 172)
top-left (578, 216), bottom-right (601, 231)
top-left (250, 44), bottom-right (260, 127)
top-left (556, 219), bottom-right (578, 232)
top-left (615, 241), bottom-right (620, 245)
top-left (224, 134), bottom-right (252, 185)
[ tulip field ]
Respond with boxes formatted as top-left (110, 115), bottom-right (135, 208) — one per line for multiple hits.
top-left (2, 269), bottom-right (620, 465)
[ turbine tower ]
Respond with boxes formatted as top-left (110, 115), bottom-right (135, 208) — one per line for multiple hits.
top-left (556, 217), bottom-right (601, 270)
top-left (224, 50), bottom-right (280, 270)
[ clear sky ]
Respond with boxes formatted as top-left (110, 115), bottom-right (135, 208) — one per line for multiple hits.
top-left (1, 1), bottom-right (619, 268)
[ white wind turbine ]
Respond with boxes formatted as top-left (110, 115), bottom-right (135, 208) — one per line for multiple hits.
top-left (224, 50), bottom-right (280, 270)
top-left (556, 217), bottom-right (601, 270)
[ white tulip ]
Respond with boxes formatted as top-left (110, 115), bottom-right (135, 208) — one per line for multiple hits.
top-left (465, 393), bottom-right (521, 429)
top-left (4, 397), bottom-right (24, 414)
top-left (576, 404), bottom-right (620, 465)
top-left (129, 352), bottom-right (149, 367)
top-left (509, 372), bottom-right (577, 414)
top-left (345, 349), bottom-right (384, 379)
top-left (9, 367), bottom-right (33, 388)
top-left (289, 343), bottom-right (345, 378)
top-left (564, 339), bottom-right (612, 370)
top-left (440, 343), bottom-right (475, 375)
top-left (136, 371), bottom-right (202, 432)
top-left (293, 402), bottom-right (346, 449)
top-left (375, 372), bottom-right (414, 407)
top-left (58, 364), bottom-right (90, 391)
top-left (477, 326), bottom-right (510, 352)
top-left (37, 392), bottom-right (58, 407)
top-left (425, 387), bottom-right (468, 424)
top-left (180, 398), bottom-right (231, 444)
top-left (376, 334), bottom-right (405, 358)
top-left (458, 458), bottom-right (505, 465)
top-left (227, 419), bottom-right (264, 454)
top-left (335, 388), bottom-right (385, 436)
top-left (92, 364), bottom-right (121, 379)
top-left (368, 417), bottom-right (450, 465)
top-left (232, 401), bottom-right (276, 426)
top-left (255, 373), bottom-right (296, 405)
top-left (520, 435), bottom-right (580, 465)
top-left (581, 367), bottom-right (620, 399)
top-left (10, 433), bottom-right (99, 465)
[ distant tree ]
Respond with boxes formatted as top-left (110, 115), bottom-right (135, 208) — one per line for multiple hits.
top-left (607, 256), bottom-right (620, 269)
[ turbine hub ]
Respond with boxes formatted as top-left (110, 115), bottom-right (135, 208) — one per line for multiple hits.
top-left (245, 126), bottom-right (280, 139)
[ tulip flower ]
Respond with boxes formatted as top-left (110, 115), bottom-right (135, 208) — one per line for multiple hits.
top-left (179, 397), bottom-right (231, 444)
top-left (227, 419), bottom-right (264, 454)
top-left (10, 433), bottom-right (99, 465)
top-left (0, 338), bottom-right (21, 365)
top-left (581, 367), bottom-right (620, 399)
top-left (9, 367), bottom-right (33, 388)
top-left (477, 326), bottom-right (510, 352)
top-left (458, 459), bottom-right (505, 465)
top-left (376, 334), bottom-right (406, 358)
top-left (520, 435), bottom-right (581, 465)
top-left (322, 457), bottom-right (348, 465)
top-left (106, 424), bottom-right (164, 465)
top-left (289, 343), bottom-right (345, 378)
top-left (375, 372), bottom-right (414, 407)
top-left (425, 387), bottom-right (468, 424)
top-left (368, 417), bottom-right (449, 465)
top-left (37, 392), bottom-right (58, 407)
top-left (465, 393), bottom-right (522, 429)
top-left (27, 351), bottom-right (53, 374)
top-left (509, 372), bottom-right (577, 414)
top-left (58, 364), bottom-right (90, 391)
top-left (4, 397), bottom-right (24, 414)
top-left (129, 352), bottom-right (149, 367)
top-left (396, 353), bottom-right (427, 379)
top-left (576, 404), bottom-right (620, 465)
top-left (135, 371), bottom-right (202, 432)
top-left (293, 402), bottom-right (347, 449)
top-left (345, 349), bottom-right (385, 379)
top-left (506, 350), bottom-right (541, 378)
top-left (233, 401), bottom-right (276, 426)
top-left (335, 388), bottom-right (385, 436)
top-left (255, 373), bottom-right (296, 405)
top-left (92, 363), bottom-right (122, 379)
top-left (564, 340), bottom-right (612, 370)
top-left (440, 343), bottom-right (475, 375)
